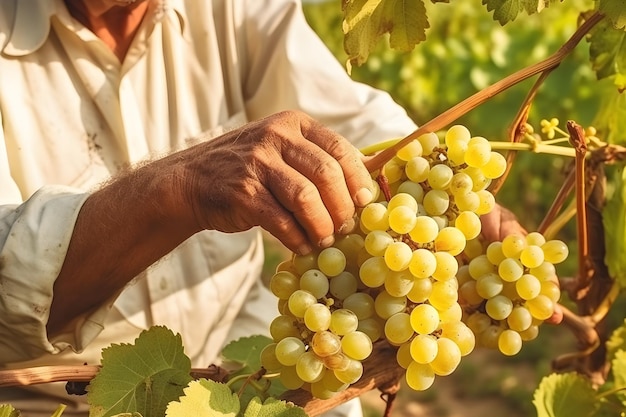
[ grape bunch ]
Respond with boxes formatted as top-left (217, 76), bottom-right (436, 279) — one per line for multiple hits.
top-left (459, 232), bottom-right (567, 356)
top-left (263, 124), bottom-right (563, 397)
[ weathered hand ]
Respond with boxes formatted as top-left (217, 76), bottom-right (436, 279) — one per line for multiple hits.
top-left (174, 110), bottom-right (374, 255)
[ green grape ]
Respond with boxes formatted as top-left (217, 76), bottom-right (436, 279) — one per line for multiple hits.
top-left (455, 190), bottom-right (480, 212)
top-left (360, 202), bottom-right (389, 231)
top-left (304, 303), bottom-right (332, 332)
top-left (454, 210), bottom-right (482, 240)
top-left (507, 305), bottom-right (533, 332)
top-left (329, 308), bottom-right (359, 335)
top-left (464, 136), bottom-right (491, 168)
top-left (288, 289), bottom-right (318, 318)
top-left (292, 252), bottom-right (317, 275)
top-left (519, 245), bottom-right (545, 269)
top-left (385, 270), bottom-right (415, 297)
top-left (526, 294), bottom-right (554, 320)
top-left (459, 280), bottom-right (484, 306)
top-left (456, 264), bottom-right (472, 286)
top-left (463, 237), bottom-right (485, 259)
top-left (270, 315), bottom-right (301, 341)
top-left (270, 270), bottom-right (300, 300)
top-left (374, 291), bottom-right (407, 319)
top-left (275, 336), bottom-right (306, 366)
top-left (449, 172), bottom-right (474, 196)
top-left (409, 248), bottom-right (437, 279)
top-left (329, 271), bottom-right (358, 300)
top-left (357, 317), bottom-right (384, 342)
top-left (463, 166), bottom-right (490, 191)
top-left (334, 358), bottom-right (363, 384)
top-left (466, 312), bottom-right (491, 335)
top-left (279, 365), bottom-right (304, 390)
top-left (311, 330), bottom-right (342, 357)
top-left (481, 151), bottom-right (507, 179)
top-left (445, 124), bottom-right (471, 147)
top-left (409, 216), bottom-right (440, 244)
top-left (405, 361), bottom-right (436, 391)
top-left (502, 234), bottom-right (527, 258)
top-left (343, 292), bottom-right (375, 320)
top-left (438, 302), bottom-right (463, 324)
top-left (410, 334), bottom-right (438, 364)
top-left (434, 226), bottom-right (466, 256)
top-left (397, 180), bottom-right (425, 203)
top-left (388, 205), bottom-right (417, 234)
top-left (341, 330), bottom-right (373, 360)
top-left (359, 256), bottom-right (389, 288)
top-left (407, 277), bottom-right (433, 303)
top-left (475, 189), bottom-right (496, 215)
top-left (530, 261), bottom-right (557, 281)
top-left (417, 132), bottom-right (440, 154)
top-left (388, 192), bottom-right (419, 212)
top-left (333, 233), bottom-right (365, 264)
top-left (322, 352), bottom-right (350, 371)
top-left (498, 258), bottom-right (524, 282)
top-left (260, 343), bottom-right (282, 372)
top-left (486, 241), bottom-right (506, 265)
top-left (540, 280), bottom-right (561, 303)
top-left (396, 139), bottom-right (423, 161)
top-left (428, 163), bottom-right (454, 190)
top-left (468, 254), bottom-right (495, 279)
top-left (410, 303), bottom-right (440, 335)
top-left (384, 241), bottom-right (413, 271)
top-left (520, 324), bottom-right (540, 341)
top-left (498, 329), bottom-right (523, 356)
top-left (516, 273), bottom-right (541, 300)
top-left (321, 370), bottom-right (349, 392)
top-left (542, 239), bottom-right (569, 264)
top-left (384, 312), bottom-right (414, 345)
top-left (432, 251), bottom-right (459, 281)
top-left (296, 351), bottom-right (325, 383)
top-left (439, 321), bottom-right (475, 356)
top-left (310, 379), bottom-right (338, 400)
top-left (480, 324), bottom-right (503, 349)
top-left (430, 337), bottom-right (462, 376)
top-left (383, 157), bottom-right (404, 183)
top-left (405, 156), bottom-right (431, 183)
top-left (485, 295), bottom-right (514, 320)
top-left (525, 231), bottom-right (547, 246)
top-left (429, 280), bottom-right (458, 311)
top-left (475, 272), bottom-right (503, 299)
top-left (317, 247), bottom-right (346, 277)
top-left (364, 230), bottom-right (394, 256)
top-left (423, 189), bottom-right (449, 216)
top-left (299, 269), bottom-right (329, 299)
top-left (396, 342), bottom-right (413, 369)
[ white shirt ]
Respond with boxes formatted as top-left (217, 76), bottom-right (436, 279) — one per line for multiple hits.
top-left (0, 0), bottom-right (415, 395)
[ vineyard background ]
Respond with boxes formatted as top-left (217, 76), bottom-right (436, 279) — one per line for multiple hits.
top-left (258, 0), bottom-right (626, 415)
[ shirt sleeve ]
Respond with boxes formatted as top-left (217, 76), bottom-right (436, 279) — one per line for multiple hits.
top-left (0, 128), bottom-right (101, 363)
top-left (239, 0), bottom-right (418, 149)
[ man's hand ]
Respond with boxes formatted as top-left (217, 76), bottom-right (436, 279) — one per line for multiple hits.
top-left (173, 110), bottom-right (374, 255)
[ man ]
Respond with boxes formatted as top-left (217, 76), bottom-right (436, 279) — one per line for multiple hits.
top-left (0, 0), bottom-right (417, 415)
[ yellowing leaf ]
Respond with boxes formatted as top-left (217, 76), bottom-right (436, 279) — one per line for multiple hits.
top-left (482, 0), bottom-right (558, 24)
top-left (533, 372), bottom-right (598, 417)
top-left (165, 379), bottom-right (239, 417)
top-left (342, 0), bottom-right (428, 68)
top-left (598, 0), bottom-right (626, 30)
top-left (242, 397), bottom-right (307, 417)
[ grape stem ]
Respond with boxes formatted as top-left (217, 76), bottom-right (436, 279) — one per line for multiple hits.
top-left (363, 11), bottom-right (604, 172)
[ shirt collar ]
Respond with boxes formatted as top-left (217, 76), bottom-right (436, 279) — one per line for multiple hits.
top-left (1, 0), bottom-right (187, 57)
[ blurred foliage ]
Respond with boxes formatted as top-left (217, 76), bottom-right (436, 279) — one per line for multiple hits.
top-left (303, 0), bottom-right (620, 277)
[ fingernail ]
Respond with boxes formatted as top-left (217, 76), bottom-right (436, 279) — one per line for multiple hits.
top-left (319, 235), bottom-right (335, 248)
top-left (339, 217), bottom-right (356, 234)
top-left (355, 187), bottom-right (373, 206)
top-left (298, 243), bottom-right (313, 255)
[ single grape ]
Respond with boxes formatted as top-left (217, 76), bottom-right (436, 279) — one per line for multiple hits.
top-left (343, 292), bottom-right (375, 320)
top-left (311, 330), bottom-right (342, 357)
top-left (317, 247), bottom-right (346, 277)
top-left (288, 289), bottom-right (318, 318)
top-left (342, 330), bottom-right (373, 360)
top-left (260, 343), bottom-right (282, 372)
top-left (359, 256), bottom-right (389, 288)
top-left (410, 303), bottom-right (440, 335)
top-left (410, 333), bottom-right (438, 364)
top-left (384, 312), bottom-right (414, 345)
top-left (299, 269), bottom-right (329, 299)
top-left (329, 308), bottom-right (359, 335)
top-left (423, 189), bottom-right (449, 216)
top-left (296, 351), bottom-right (325, 383)
top-left (405, 361), bottom-right (436, 391)
top-left (542, 240), bottom-right (569, 264)
top-left (434, 227), bottom-right (466, 256)
top-left (364, 230), bottom-right (394, 256)
top-left (360, 202), bottom-right (389, 231)
top-left (430, 337), bottom-right (462, 376)
top-left (498, 329), bottom-right (523, 356)
top-left (384, 241), bottom-right (413, 271)
top-left (409, 216), bottom-right (440, 244)
top-left (275, 337), bottom-right (306, 366)
top-left (304, 303), bottom-right (332, 332)
top-left (329, 271), bottom-right (358, 300)
top-left (374, 291), bottom-right (407, 319)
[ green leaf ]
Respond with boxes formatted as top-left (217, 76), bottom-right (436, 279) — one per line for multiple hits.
top-left (612, 350), bottom-right (626, 405)
top-left (243, 397), bottom-right (307, 417)
top-left (603, 164), bottom-right (626, 287)
top-left (533, 372), bottom-right (598, 417)
top-left (87, 326), bottom-right (193, 417)
top-left (482, 0), bottom-right (556, 24)
top-left (598, 0), bottom-right (626, 30)
top-left (0, 404), bottom-right (20, 417)
top-left (221, 335), bottom-right (272, 372)
top-left (588, 17), bottom-right (626, 81)
top-left (342, 0), bottom-right (428, 68)
top-left (606, 319), bottom-right (626, 362)
top-left (165, 379), bottom-right (239, 417)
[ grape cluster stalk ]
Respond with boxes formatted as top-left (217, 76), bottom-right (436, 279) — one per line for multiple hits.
top-left (263, 125), bottom-right (567, 398)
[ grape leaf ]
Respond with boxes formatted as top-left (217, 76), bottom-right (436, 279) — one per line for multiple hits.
top-left (165, 379), bottom-right (239, 417)
top-left (87, 326), bottom-right (193, 417)
top-left (612, 350), bottom-right (626, 406)
top-left (342, 0), bottom-right (428, 68)
top-left (0, 404), bottom-right (20, 417)
top-left (588, 17), bottom-right (626, 81)
top-left (533, 372), bottom-right (598, 417)
top-left (481, 0), bottom-right (558, 24)
top-left (603, 164), bottom-right (626, 287)
top-left (243, 397), bottom-right (307, 417)
top-left (221, 335), bottom-right (272, 372)
top-left (598, 0), bottom-right (626, 30)
top-left (606, 319), bottom-right (626, 361)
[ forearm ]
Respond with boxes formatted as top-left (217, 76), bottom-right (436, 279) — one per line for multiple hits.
top-left (47, 160), bottom-right (199, 335)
